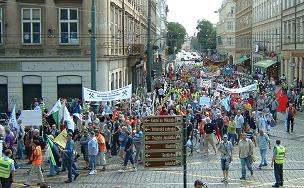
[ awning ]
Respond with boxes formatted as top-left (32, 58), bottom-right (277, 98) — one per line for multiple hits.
top-left (254, 59), bottom-right (277, 69)
top-left (234, 56), bottom-right (249, 65)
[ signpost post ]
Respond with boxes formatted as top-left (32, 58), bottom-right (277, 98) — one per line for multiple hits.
top-left (143, 116), bottom-right (186, 186)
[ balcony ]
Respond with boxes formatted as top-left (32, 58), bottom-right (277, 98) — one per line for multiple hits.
top-left (126, 44), bottom-right (145, 55)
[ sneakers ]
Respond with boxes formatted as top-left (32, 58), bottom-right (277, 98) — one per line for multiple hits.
top-left (118, 169), bottom-right (126, 173)
top-left (132, 167), bottom-right (137, 172)
top-left (89, 170), bottom-right (96, 175)
top-left (240, 177), bottom-right (246, 180)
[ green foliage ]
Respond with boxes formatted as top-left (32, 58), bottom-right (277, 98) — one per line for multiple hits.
top-left (196, 19), bottom-right (217, 51)
top-left (167, 22), bottom-right (187, 54)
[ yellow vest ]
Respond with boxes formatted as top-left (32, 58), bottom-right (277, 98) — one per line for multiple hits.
top-left (275, 146), bottom-right (286, 164)
top-left (0, 157), bottom-right (13, 178)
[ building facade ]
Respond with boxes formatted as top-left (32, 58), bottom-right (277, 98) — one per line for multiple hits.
top-left (281, 0), bottom-right (304, 84)
top-left (217, 0), bottom-right (236, 62)
top-left (252, 0), bottom-right (281, 78)
top-left (0, 0), bottom-right (165, 112)
top-left (234, 0), bottom-right (252, 62)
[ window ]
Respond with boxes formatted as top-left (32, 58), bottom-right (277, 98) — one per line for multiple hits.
top-left (227, 21), bottom-right (233, 30)
top-left (59, 8), bottom-right (79, 44)
top-left (22, 8), bottom-right (41, 44)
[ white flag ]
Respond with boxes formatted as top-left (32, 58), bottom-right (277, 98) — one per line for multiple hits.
top-left (63, 106), bottom-right (75, 132)
top-left (8, 105), bottom-right (18, 129)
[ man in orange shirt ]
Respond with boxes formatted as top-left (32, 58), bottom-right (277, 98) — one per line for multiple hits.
top-left (24, 140), bottom-right (45, 186)
top-left (96, 129), bottom-right (107, 171)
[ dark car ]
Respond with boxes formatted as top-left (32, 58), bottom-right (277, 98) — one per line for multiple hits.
top-left (0, 113), bottom-right (9, 125)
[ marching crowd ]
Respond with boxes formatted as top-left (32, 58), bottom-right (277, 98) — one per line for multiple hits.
top-left (0, 62), bottom-right (300, 188)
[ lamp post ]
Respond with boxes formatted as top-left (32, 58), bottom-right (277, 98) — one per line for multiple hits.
top-left (146, 0), bottom-right (153, 93)
top-left (91, 0), bottom-right (97, 91)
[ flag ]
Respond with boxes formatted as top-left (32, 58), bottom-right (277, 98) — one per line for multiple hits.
top-left (63, 106), bottom-right (75, 132)
top-left (276, 87), bottom-right (288, 113)
top-left (72, 104), bottom-right (82, 121)
top-left (47, 137), bottom-right (60, 166)
top-left (221, 96), bottom-right (231, 112)
top-left (8, 105), bottom-right (18, 129)
top-left (46, 99), bottom-right (61, 129)
top-left (54, 129), bottom-right (68, 148)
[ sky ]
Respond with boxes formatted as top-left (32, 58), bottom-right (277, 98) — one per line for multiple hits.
top-left (166, 0), bottom-right (222, 36)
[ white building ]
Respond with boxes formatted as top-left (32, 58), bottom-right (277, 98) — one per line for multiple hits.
top-left (217, 0), bottom-right (236, 62)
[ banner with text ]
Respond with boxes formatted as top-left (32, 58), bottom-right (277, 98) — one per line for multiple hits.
top-left (83, 84), bottom-right (132, 102)
top-left (216, 83), bottom-right (257, 94)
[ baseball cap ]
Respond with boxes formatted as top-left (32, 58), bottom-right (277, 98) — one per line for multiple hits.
top-left (223, 134), bottom-right (228, 138)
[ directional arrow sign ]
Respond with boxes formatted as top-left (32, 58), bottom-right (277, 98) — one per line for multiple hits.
top-left (144, 143), bottom-right (181, 150)
top-left (144, 126), bottom-right (181, 133)
top-left (144, 151), bottom-right (182, 158)
top-left (145, 134), bottom-right (182, 141)
top-left (144, 160), bottom-right (182, 167)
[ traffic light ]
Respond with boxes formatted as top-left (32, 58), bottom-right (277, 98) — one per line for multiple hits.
top-left (152, 69), bottom-right (156, 80)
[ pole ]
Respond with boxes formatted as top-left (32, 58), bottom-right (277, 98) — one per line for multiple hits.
top-left (182, 116), bottom-right (187, 188)
top-left (91, 0), bottom-right (97, 90)
top-left (146, 0), bottom-right (153, 92)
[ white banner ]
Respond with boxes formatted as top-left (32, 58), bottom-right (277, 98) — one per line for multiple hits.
top-left (83, 84), bottom-right (132, 102)
top-left (197, 79), bottom-right (212, 88)
top-left (20, 110), bottom-right (42, 126)
top-left (216, 83), bottom-right (257, 94)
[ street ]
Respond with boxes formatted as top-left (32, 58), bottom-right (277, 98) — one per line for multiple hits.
top-left (12, 113), bottom-right (304, 188)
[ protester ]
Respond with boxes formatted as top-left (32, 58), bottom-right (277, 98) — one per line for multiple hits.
top-left (218, 134), bottom-right (233, 182)
top-left (257, 129), bottom-right (271, 170)
top-left (24, 140), bottom-right (45, 186)
top-left (88, 131), bottom-right (98, 175)
top-left (239, 133), bottom-right (254, 180)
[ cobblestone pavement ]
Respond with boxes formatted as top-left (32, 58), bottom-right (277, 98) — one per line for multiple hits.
top-left (13, 113), bottom-right (304, 188)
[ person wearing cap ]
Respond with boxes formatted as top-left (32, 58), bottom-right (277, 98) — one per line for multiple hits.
top-left (88, 131), bottom-right (98, 175)
top-left (218, 134), bottom-right (233, 182)
top-left (62, 132), bottom-right (79, 183)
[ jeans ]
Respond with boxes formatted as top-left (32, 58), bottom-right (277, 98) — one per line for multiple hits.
top-left (271, 110), bottom-right (277, 121)
top-left (49, 162), bottom-right (59, 176)
top-left (134, 142), bottom-right (143, 162)
top-left (89, 155), bottom-right (97, 170)
top-left (240, 157), bottom-right (253, 178)
top-left (66, 159), bottom-right (78, 182)
top-left (17, 139), bottom-right (24, 159)
top-left (123, 150), bottom-right (134, 167)
top-left (286, 117), bottom-right (294, 132)
top-left (236, 128), bottom-right (242, 142)
top-left (260, 148), bottom-right (268, 165)
top-left (274, 162), bottom-right (283, 185)
top-left (228, 133), bottom-right (236, 146)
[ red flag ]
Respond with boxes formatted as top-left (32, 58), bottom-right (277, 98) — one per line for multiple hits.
top-left (276, 87), bottom-right (288, 112)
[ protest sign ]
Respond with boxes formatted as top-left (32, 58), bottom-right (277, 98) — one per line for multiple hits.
top-left (20, 110), bottom-right (42, 126)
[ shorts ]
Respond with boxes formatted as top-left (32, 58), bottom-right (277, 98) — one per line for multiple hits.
top-left (221, 158), bottom-right (230, 171)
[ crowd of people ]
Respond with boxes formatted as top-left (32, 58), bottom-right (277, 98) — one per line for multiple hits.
top-left (0, 61), bottom-right (298, 188)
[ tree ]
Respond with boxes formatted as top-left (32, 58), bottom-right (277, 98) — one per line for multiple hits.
top-left (167, 22), bottom-right (187, 55)
top-left (196, 19), bottom-right (217, 52)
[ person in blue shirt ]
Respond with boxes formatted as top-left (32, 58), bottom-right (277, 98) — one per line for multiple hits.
top-left (118, 126), bottom-right (128, 160)
top-left (133, 125), bottom-right (143, 164)
top-left (118, 131), bottom-right (136, 172)
top-left (62, 132), bottom-right (79, 183)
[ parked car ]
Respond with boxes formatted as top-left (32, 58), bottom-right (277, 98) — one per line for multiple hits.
top-left (0, 113), bottom-right (9, 125)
